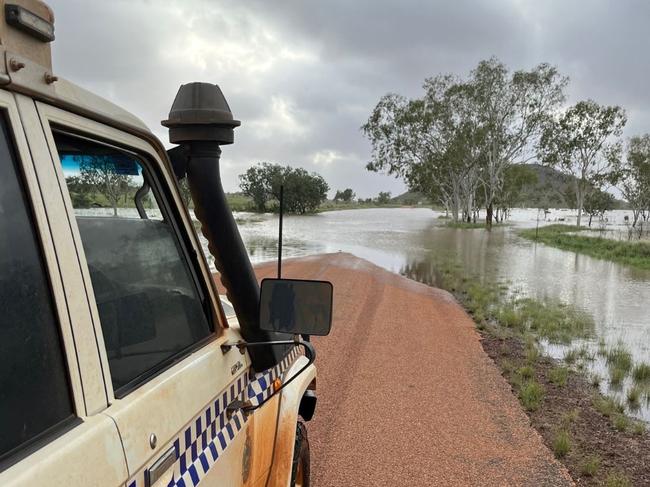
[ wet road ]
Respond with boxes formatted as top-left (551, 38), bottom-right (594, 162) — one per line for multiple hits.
top-left (254, 253), bottom-right (573, 486)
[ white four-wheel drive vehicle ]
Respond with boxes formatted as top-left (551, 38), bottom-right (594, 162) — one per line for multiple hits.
top-left (0, 2), bottom-right (333, 486)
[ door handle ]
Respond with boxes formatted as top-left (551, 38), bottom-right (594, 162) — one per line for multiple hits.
top-left (146, 445), bottom-right (177, 487)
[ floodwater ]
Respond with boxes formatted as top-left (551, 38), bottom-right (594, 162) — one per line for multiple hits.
top-left (217, 207), bottom-right (650, 420)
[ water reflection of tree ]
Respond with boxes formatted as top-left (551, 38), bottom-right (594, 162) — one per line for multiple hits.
top-left (400, 260), bottom-right (441, 287)
top-left (78, 156), bottom-right (132, 216)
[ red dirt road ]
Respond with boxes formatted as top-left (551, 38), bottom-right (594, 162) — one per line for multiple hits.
top-left (255, 253), bottom-right (573, 486)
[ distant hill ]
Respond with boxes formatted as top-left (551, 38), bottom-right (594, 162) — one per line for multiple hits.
top-left (517, 163), bottom-right (627, 209)
top-left (389, 164), bottom-right (626, 210)
top-left (390, 191), bottom-right (432, 206)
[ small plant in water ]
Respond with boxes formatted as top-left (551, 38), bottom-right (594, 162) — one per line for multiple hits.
top-left (519, 380), bottom-right (544, 411)
top-left (632, 362), bottom-right (650, 383)
top-left (580, 455), bottom-right (600, 477)
top-left (552, 429), bottom-right (571, 458)
top-left (549, 366), bottom-right (569, 387)
top-left (609, 367), bottom-right (626, 388)
top-left (606, 344), bottom-right (633, 374)
top-left (590, 374), bottom-right (601, 387)
top-left (627, 386), bottom-right (641, 408)
top-left (564, 348), bottom-right (579, 364)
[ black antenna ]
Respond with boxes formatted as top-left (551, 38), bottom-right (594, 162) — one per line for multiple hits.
top-left (278, 184), bottom-right (284, 278)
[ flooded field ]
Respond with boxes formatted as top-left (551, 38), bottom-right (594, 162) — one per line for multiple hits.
top-left (224, 207), bottom-right (650, 420)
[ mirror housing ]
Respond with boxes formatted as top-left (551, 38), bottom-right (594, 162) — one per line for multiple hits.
top-left (259, 278), bottom-right (333, 336)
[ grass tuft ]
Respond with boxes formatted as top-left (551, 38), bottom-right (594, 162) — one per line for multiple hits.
top-left (517, 365), bottom-right (535, 380)
top-left (580, 455), bottom-right (600, 477)
top-left (606, 345), bottom-right (633, 374)
top-left (627, 386), bottom-right (641, 408)
top-left (604, 471), bottom-right (632, 487)
top-left (632, 362), bottom-right (650, 383)
top-left (519, 380), bottom-right (544, 411)
top-left (612, 414), bottom-right (630, 432)
top-left (593, 396), bottom-right (625, 418)
top-left (549, 366), bottom-right (569, 387)
top-left (552, 429), bottom-right (571, 458)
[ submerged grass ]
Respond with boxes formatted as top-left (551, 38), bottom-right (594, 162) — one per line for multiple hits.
top-left (413, 256), bottom-right (647, 486)
top-left (519, 224), bottom-right (650, 270)
top-left (632, 362), bottom-right (650, 383)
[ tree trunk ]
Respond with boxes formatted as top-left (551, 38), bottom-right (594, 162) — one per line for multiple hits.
top-left (486, 203), bottom-right (494, 229)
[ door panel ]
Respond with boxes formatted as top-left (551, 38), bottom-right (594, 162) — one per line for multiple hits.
top-left (32, 102), bottom-right (300, 486)
top-left (1, 93), bottom-right (128, 486)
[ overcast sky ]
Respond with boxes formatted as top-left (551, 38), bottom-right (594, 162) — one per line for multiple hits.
top-left (49, 0), bottom-right (650, 198)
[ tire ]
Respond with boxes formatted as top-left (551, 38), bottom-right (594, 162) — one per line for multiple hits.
top-left (290, 422), bottom-right (310, 487)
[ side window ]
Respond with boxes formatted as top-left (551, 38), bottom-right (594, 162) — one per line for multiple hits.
top-left (54, 131), bottom-right (212, 395)
top-left (0, 115), bottom-right (73, 461)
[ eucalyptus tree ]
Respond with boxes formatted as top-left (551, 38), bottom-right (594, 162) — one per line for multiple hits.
top-left (538, 100), bottom-right (626, 227)
top-left (363, 58), bottom-right (567, 227)
top-left (362, 74), bottom-right (482, 221)
top-left (469, 58), bottom-right (568, 227)
top-left (613, 135), bottom-right (650, 227)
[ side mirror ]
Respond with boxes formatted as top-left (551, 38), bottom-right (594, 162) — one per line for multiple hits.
top-left (259, 278), bottom-right (333, 336)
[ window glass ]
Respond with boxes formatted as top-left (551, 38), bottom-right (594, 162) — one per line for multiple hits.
top-left (55, 131), bottom-right (212, 393)
top-left (0, 115), bottom-right (73, 460)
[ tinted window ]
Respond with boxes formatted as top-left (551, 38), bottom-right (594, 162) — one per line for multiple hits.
top-left (0, 116), bottom-right (73, 460)
top-left (55, 132), bottom-right (212, 393)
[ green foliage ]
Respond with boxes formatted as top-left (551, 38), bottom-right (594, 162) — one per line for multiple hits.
top-left (537, 99), bottom-right (626, 227)
top-left (76, 156), bottom-right (134, 215)
top-left (613, 135), bottom-right (650, 227)
top-left (583, 190), bottom-right (615, 226)
top-left (362, 58), bottom-right (567, 223)
top-left (549, 366), bottom-right (569, 387)
top-left (333, 188), bottom-right (356, 203)
top-left (519, 224), bottom-right (650, 270)
top-left (519, 380), bottom-right (544, 411)
top-left (552, 429), bottom-right (571, 458)
top-left (376, 191), bottom-right (392, 204)
top-left (238, 162), bottom-right (329, 214)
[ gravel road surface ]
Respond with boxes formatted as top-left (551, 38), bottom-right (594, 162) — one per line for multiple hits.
top-left (254, 253), bottom-right (573, 486)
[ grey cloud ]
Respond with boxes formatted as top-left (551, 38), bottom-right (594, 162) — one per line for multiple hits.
top-left (48, 0), bottom-right (650, 198)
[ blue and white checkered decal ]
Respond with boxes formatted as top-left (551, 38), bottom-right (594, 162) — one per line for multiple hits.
top-left (126, 346), bottom-right (302, 487)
